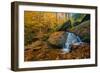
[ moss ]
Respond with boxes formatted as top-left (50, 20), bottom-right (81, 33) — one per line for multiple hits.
top-left (82, 34), bottom-right (90, 43)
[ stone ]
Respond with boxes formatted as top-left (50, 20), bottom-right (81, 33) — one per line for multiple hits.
top-left (69, 20), bottom-right (90, 43)
top-left (48, 31), bottom-right (67, 48)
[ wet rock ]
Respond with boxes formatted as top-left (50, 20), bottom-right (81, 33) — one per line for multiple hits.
top-left (48, 31), bottom-right (67, 48)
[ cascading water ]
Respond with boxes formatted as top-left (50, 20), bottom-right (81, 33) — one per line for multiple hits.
top-left (62, 32), bottom-right (82, 53)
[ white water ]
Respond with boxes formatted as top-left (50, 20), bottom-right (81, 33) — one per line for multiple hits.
top-left (62, 32), bottom-right (82, 53)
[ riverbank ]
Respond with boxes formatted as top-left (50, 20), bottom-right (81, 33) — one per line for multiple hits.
top-left (24, 41), bottom-right (90, 61)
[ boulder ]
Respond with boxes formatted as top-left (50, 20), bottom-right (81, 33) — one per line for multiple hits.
top-left (69, 20), bottom-right (90, 43)
top-left (48, 31), bottom-right (67, 48)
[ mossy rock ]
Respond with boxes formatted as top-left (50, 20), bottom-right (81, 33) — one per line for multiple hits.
top-left (69, 20), bottom-right (90, 43)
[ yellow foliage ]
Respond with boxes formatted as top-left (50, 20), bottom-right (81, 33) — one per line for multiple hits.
top-left (24, 11), bottom-right (68, 45)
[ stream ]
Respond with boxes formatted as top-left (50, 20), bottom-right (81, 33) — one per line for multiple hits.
top-left (62, 32), bottom-right (82, 53)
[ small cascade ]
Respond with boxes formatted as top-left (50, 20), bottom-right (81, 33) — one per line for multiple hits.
top-left (62, 32), bottom-right (82, 53)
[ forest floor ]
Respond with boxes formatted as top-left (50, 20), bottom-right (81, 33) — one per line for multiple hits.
top-left (24, 41), bottom-right (90, 61)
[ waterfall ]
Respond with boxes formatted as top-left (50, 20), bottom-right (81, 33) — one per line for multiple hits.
top-left (62, 32), bottom-right (82, 53)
